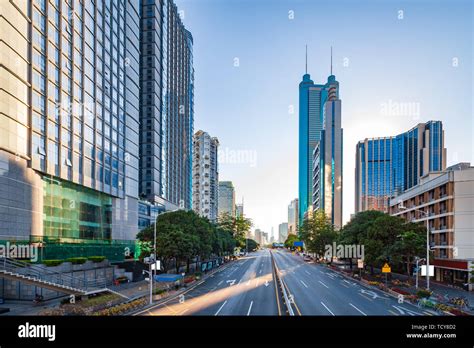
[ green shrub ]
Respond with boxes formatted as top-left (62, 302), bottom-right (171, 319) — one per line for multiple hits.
top-left (417, 289), bottom-right (432, 298)
top-left (43, 259), bottom-right (63, 267)
top-left (88, 256), bottom-right (106, 263)
top-left (153, 288), bottom-right (167, 295)
top-left (66, 257), bottom-right (87, 265)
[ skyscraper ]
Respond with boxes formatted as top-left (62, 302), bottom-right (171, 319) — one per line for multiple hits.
top-left (312, 76), bottom-right (343, 229)
top-left (278, 222), bottom-right (288, 243)
top-left (139, 0), bottom-right (194, 211)
top-left (235, 203), bottom-right (244, 218)
top-left (355, 121), bottom-right (446, 213)
top-left (0, 0), bottom-right (140, 259)
top-left (218, 181), bottom-right (235, 218)
top-left (192, 130), bottom-right (219, 222)
top-left (287, 198), bottom-right (299, 235)
top-left (298, 49), bottom-right (339, 224)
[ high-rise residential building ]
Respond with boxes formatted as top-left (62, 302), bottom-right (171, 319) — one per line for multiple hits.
top-left (298, 51), bottom-right (339, 224)
top-left (278, 222), bottom-right (288, 243)
top-left (389, 163), bottom-right (474, 288)
top-left (0, 0), bottom-right (140, 259)
top-left (218, 181), bottom-right (235, 218)
top-left (139, 0), bottom-right (194, 211)
top-left (312, 78), bottom-right (343, 229)
top-left (355, 121), bottom-right (446, 213)
top-left (192, 130), bottom-right (219, 222)
top-left (288, 198), bottom-right (299, 235)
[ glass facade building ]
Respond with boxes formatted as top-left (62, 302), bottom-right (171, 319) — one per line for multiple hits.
top-left (312, 80), bottom-right (343, 229)
top-left (218, 181), bottom-right (235, 218)
top-left (298, 72), bottom-right (339, 224)
top-left (355, 121), bottom-right (446, 213)
top-left (0, 0), bottom-right (141, 258)
top-left (139, 0), bottom-right (194, 211)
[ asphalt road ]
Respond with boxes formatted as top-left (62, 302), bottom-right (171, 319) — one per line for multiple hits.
top-left (272, 249), bottom-right (436, 316)
top-left (137, 248), bottom-right (437, 316)
top-left (139, 249), bottom-right (280, 316)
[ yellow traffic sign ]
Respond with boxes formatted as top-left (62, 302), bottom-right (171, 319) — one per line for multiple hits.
top-left (382, 263), bottom-right (391, 273)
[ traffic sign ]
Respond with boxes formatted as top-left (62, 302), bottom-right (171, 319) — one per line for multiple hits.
top-left (420, 265), bottom-right (434, 276)
top-left (382, 263), bottom-right (391, 273)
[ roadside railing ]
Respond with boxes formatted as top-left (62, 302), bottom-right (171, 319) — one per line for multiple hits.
top-left (0, 257), bottom-right (107, 291)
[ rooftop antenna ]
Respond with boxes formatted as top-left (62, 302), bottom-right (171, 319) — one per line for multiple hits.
top-left (305, 44), bottom-right (308, 74)
top-left (330, 46), bottom-right (333, 75)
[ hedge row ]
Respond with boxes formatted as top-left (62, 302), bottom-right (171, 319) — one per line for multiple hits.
top-left (42, 256), bottom-right (106, 267)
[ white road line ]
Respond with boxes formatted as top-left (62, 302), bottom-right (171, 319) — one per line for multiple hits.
top-left (238, 279), bottom-right (242, 284)
top-left (214, 300), bottom-right (227, 316)
top-left (246, 279), bottom-right (251, 286)
top-left (217, 280), bottom-right (223, 286)
top-left (259, 269), bottom-right (262, 274)
top-left (247, 301), bottom-right (253, 316)
top-left (349, 303), bottom-right (367, 316)
top-left (321, 301), bottom-right (335, 316)
top-left (305, 270), bottom-right (311, 275)
top-left (318, 280), bottom-right (329, 289)
top-left (300, 280), bottom-right (308, 288)
top-left (255, 279), bottom-right (260, 287)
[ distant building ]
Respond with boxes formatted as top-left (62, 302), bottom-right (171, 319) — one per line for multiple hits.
top-left (279, 223), bottom-right (289, 243)
top-left (192, 130), bottom-right (219, 222)
top-left (254, 228), bottom-right (268, 245)
top-left (236, 203), bottom-right (244, 218)
top-left (288, 199), bottom-right (299, 235)
top-left (389, 163), bottom-right (474, 288)
top-left (218, 181), bottom-right (235, 218)
top-left (355, 121), bottom-right (446, 213)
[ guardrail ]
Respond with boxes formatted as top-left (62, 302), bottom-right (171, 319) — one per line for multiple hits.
top-left (270, 251), bottom-right (294, 316)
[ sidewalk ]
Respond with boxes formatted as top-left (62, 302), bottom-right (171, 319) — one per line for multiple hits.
top-left (327, 262), bottom-right (474, 315)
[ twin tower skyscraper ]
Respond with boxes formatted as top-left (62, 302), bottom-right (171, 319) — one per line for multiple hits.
top-left (298, 47), bottom-right (343, 229)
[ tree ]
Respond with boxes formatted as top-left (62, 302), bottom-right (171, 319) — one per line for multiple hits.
top-left (212, 228), bottom-right (236, 256)
top-left (217, 212), bottom-right (252, 248)
top-left (299, 210), bottom-right (337, 259)
top-left (284, 234), bottom-right (299, 249)
top-left (245, 238), bottom-right (258, 252)
top-left (389, 230), bottom-right (426, 276)
top-left (137, 210), bottom-right (218, 272)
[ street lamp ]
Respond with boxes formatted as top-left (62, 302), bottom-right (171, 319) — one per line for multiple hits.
top-left (398, 204), bottom-right (431, 290)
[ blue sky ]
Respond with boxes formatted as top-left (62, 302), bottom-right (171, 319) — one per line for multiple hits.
top-left (176, 0), bottom-right (473, 239)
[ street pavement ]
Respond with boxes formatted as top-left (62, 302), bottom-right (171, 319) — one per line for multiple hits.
top-left (272, 249), bottom-right (436, 316)
top-left (138, 249), bottom-right (280, 316)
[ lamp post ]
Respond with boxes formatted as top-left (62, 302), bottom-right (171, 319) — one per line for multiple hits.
top-left (398, 205), bottom-right (431, 290)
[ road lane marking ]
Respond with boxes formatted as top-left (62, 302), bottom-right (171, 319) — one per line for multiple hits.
top-left (255, 279), bottom-right (259, 287)
top-left (179, 308), bottom-right (189, 315)
top-left (321, 301), bottom-right (335, 316)
top-left (305, 270), bottom-right (311, 275)
top-left (246, 279), bottom-right (250, 286)
top-left (217, 280), bottom-right (223, 286)
top-left (349, 303), bottom-right (367, 316)
top-left (300, 280), bottom-right (308, 288)
top-left (388, 309), bottom-right (399, 316)
top-left (238, 279), bottom-right (242, 284)
top-left (318, 280), bottom-right (329, 289)
top-left (358, 293), bottom-right (374, 302)
top-left (247, 301), bottom-right (253, 316)
top-left (214, 300), bottom-right (227, 316)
